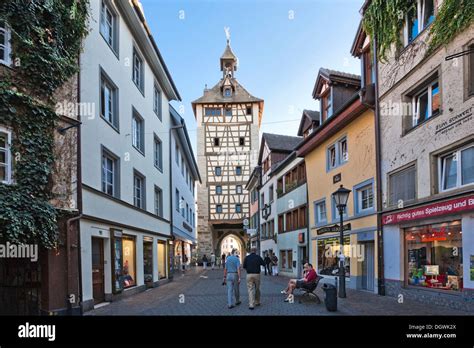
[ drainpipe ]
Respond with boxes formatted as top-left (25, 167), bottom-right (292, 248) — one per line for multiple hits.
top-left (169, 123), bottom-right (185, 279)
top-left (373, 36), bottom-right (385, 296)
top-left (65, 213), bottom-right (82, 315)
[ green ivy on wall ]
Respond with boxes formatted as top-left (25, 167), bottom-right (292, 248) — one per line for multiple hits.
top-left (0, 0), bottom-right (89, 248)
top-left (363, 0), bottom-right (474, 61)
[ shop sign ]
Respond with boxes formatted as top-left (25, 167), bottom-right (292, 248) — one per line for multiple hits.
top-left (333, 173), bottom-right (342, 184)
top-left (435, 105), bottom-right (473, 135)
top-left (382, 195), bottom-right (474, 225)
top-left (298, 232), bottom-right (305, 243)
top-left (317, 223), bottom-right (351, 235)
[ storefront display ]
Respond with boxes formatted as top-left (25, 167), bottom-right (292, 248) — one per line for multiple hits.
top-left (405, 221), bottom-right (463, 291)
top-left (157, 241), bottom-right (167, 279)
top-left (112, 230), bottom-right (123, 294)
top-left (122, 235), bottom-right (136, 288)
top-left (143, 238), bottom-right (153, 286)
top-left (317, 235), bottom-right (350, 277)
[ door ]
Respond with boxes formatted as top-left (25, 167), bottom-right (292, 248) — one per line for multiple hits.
top-left (362, 242), bottom-right (375, 291)
top-left (298, 246), bottom-right (307, 276)
top-left (92, 238), bottom-right (105, 304)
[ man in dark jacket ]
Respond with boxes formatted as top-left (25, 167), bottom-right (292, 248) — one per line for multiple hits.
top-left (243, 248), bottom-right (266, 310)
top-left (263, 253), bottom-right (272, 276)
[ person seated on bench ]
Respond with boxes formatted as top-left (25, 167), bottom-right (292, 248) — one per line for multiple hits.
top-left (281, 263), bottom-right (317, 302)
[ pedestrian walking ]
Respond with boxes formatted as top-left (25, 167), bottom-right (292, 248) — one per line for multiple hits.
top-left (211, 253), bottom-right (216, 269)
top-left (271, 252), bottom-right (279, 276)
top-left (264, 252), bottom-right (272, 276)
top-left (243, 248), bottom-right (266, 310)
top-left (221, 253), bottom-right (226, 269)
top-left (202, 254), bottom-right (208, 269)
top-left (223, 249), bottom-right (241, 309)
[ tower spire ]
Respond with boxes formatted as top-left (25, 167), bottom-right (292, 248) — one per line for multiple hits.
top-left (220, 27), bottom-right (237, 78)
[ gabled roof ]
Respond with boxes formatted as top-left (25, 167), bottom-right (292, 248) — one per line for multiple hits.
top-left (258, 132), bottom-right (302, 165)
top-left (297, 109), bottom-right (320, 136)
top-left (192, 78), bottom-right (263, 105)
top-left (312, 68), bottom-right (361, 98)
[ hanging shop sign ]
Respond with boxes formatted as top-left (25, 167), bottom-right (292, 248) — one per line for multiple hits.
top-left (382, 195), bottom-right (474, 225)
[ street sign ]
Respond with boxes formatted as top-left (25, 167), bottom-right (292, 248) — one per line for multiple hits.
top-left (316, 223), bottom-right (351, 235)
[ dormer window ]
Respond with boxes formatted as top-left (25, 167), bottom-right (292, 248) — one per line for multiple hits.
top-left (362, 49), bottom-right (374, 87)
top-left (224, 88), bottom-right (232, 97)
top-left (321, 89), bottom-right (332, 122)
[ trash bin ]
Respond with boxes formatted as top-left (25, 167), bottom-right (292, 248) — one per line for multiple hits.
top-left (322, 283), bottom-right (337, 311)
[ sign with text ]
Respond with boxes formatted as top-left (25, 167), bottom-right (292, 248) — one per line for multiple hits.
top-left (382, 195), bottom-right (474, 225)
top-left (317, 223), bottom-right (351, 235)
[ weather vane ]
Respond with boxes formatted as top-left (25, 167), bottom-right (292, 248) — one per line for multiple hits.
top-left (224, 27), bottom-right (230, 44)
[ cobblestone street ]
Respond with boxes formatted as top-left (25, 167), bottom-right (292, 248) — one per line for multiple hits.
top-left (87, 268), bottom-right (469, 316)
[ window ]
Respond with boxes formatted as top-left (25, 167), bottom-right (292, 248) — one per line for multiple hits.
top-left (186, 203), bottom-right (189, 221)
top-left (181, 197), bottom-right (185, 217)
top-left (405, 221), bottom-right (463, 292)
top-left (389, 165), bottom-right (416, 206)
top-left (236, 185), bottom-right (242, 194)
top-left (321, 89), bottom-right (332, 120)
top-left (468, 43), bottom-right (474, 97)
top-left (215, 166), bottom-right (222, 176)
top-left (235, 204), bottom-right (242, 213)
top-left (280, 250), bottom-right (293, 270)
top-left (278, 215), bottom-right (284, 233)
top-left (205, 108), bottom-right (222, 116)
top-left (175, 145), bottom-right (179, 164)
top-left (153, 85), bottom-right (162, 120)
top-left (225, 108), bottom-right (232, 117)
top-left (362, 49), bottom-right (374, 86)
top-left (101, 148), bottom-right (119, 197)
top-left (0, 21), bottom-right (12, 65)
top-left (269, 184), bottom-right (274, 202)
top-left (132, 111), bottom-right (144, 153)
top-left (181, 158), bottom-right (185, 176)
top-left (318, 236), bottom-right (350, 277)
top-left (327, 137), bottom-right (348, 170)
top-left (0, 128), bottom-right (12, 184)
top-left (157, 241), bottom-right (167, 279)
top-left (224, 88), bottom-right (231, 97)
top-left (235, 166), bottom-right (242, 175)
top-left (175, 189), bottom-right (180, 211)
top-left (214, 138), bottom-right (220, 147)
top-left (216, 185), bottom-right (222, 195)
top-left (100, 71), bottom-right (118, 128)
top-left (239, 137), bottom-right (245, 146)
top-left (122, 236), bottom-right (136, 288)
top-left (440, 144), bottom-right (474, 191)
top-left (405, 0), bottom-right (435, 45)
top-left (132, 48), bottom-right (144, 92)
top-left (133, 171), bottom-right (145, 209)
top-left (154, 186), bottom-right (163, 217)
top-left (100, 1), bottom-right (118, 53)
top-left (154, 135), bottom-right (163, 170)
top-left (216, 204), bottom-right (223, 213)
top-left (246, 106), bottom-right (252, 115)
top-left (356, 182), bottom-right (374, 214)
top-left (260, 192), bottom-right (265, 209)
top-left (315, 200), bottom-right (327, 225)
top-left (411, 79), bottom-right (440, 128)
top-left (332, 198), bottom-right (348, 220)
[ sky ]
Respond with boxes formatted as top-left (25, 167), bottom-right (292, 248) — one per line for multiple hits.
top-left (140, 0), bottom-right (364, 152)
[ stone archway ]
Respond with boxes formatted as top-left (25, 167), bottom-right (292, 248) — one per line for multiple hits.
top-left (215, 231), bottom-right (247, 260)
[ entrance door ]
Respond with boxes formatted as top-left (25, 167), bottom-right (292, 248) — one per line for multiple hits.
top-left (91, 238), bottom-right (105, 304)
top-left (298, 246), bottom-right (307, 276)
top-left (362, 242), bottom-right (375, 291)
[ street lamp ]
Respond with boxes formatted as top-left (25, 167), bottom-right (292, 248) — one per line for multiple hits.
top-left (332, 184), bottom-right (351, 298)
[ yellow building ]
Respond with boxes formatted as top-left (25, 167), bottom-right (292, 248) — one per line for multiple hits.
top-left (296, 27), bottom-right (379, 292)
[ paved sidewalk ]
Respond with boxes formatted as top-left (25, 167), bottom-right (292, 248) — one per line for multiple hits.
top-left (87, 268), bottom-right (469, 316)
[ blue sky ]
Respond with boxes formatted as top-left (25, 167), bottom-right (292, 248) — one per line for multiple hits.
top-left (141, 0), bottom-right (364, 150)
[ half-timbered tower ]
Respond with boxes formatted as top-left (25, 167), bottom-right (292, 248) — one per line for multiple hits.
top-left (192, 37), bottom-right (264, 259)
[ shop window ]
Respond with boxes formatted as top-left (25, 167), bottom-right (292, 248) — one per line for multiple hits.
top-left (388, 164), bottom-right (416, 207)
top-left (143, 240), bottom-right (153, 285)
top-left (439, 144), bottom-right (474, 191)
top-left (157, 241), bottom-right (167, 279)
top-left (122, 236), bottom-right (136, 288)
top-left (0, 128), bottom-right (12, 184)
top-left (405, 221), bottom-right (463, 292)
top-left (317, 236), bottom-right (350, 277)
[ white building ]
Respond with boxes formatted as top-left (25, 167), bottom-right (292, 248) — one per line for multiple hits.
top-left (79, 0), bottom-right (180, 311)
top-left (170, 106), bottom-right (201, 270)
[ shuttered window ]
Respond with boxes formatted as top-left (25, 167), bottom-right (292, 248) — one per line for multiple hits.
top-left (389, 165), bottom-right (416, 206)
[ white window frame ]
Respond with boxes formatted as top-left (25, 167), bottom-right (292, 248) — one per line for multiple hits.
top-left (100, 0), bottom-right (118, 53)
top-left (0, 21), bottom-right (12, 66)
top-left (154, 186), bottom-right (163, 217)
top-left (412, 80), bottom-right (439, 127)
top-left (101, 154), bottom-right (115, 196)
top-left (315, 201), bottom-right (327, 224)
top-left (439, 144), bottom-right (474, 192)
top-left (0, 127), bottom-right (13, 184)
top-left (100, 71), bottom-right (118, 128)
top-left (133, 172), bottom-right (145, 209)
top-left (404, 0), bottom-right (436, 46)
top-left (154, 135), bottom-right (163, 171)
top-left (132, 112), bottom-right (144, 153)
top-left (153, 84), bottom-right (162, 120)
top-left (357, 184), bottom-right (374, 213)
top-left (132, 48), bottom-right (144, 92)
